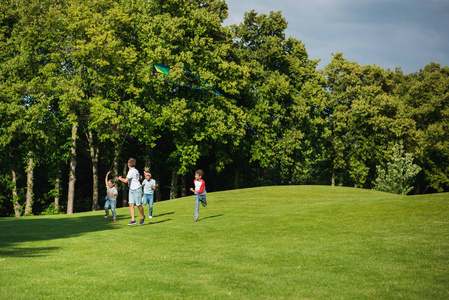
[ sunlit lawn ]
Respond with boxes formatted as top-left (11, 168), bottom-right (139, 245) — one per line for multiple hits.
top-left (1, 186), bottom-right (448, 299)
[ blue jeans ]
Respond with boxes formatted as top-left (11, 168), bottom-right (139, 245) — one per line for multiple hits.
top-left (194, 194), bottom-right (207, 219)
top-left (104, 199), bottom-right (116, 218)
top-left (142, 193), bottom-right (154, 217)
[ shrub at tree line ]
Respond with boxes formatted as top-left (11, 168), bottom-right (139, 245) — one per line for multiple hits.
top-left (0, 0), bottom-right (448, 216)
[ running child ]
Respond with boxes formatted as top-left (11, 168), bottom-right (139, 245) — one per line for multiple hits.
top-left (141, 171), bottom-right (156, 218)
top-left (189, 169), bottom-right (207, 222)
top-left (104, 171), bottom-right (118, 221)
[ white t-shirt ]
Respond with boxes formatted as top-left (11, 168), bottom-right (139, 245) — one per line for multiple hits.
top-left (106, 186), bottom-right (118, 201)
top-left (127, 168), bottom-right (141, 190)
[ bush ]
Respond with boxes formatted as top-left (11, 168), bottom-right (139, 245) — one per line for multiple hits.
top-left (373, 143), bottom-right (421, 195)
top-left (41, 203), bottom-right (64, 215)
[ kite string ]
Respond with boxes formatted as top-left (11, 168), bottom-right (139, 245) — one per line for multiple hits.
top-left (177, 66), bottom-right (222, 96)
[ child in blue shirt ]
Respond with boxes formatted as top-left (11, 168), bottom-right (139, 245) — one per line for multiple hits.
top-left (141, 171), bottom-right (156, 218)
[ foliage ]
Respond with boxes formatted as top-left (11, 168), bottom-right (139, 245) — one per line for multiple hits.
top-left (373, 143), bottom-right (422, 195)
top-left (41, 202), bottom-right (64, 215)
top-left (0, 1), bottom-right (448, 216)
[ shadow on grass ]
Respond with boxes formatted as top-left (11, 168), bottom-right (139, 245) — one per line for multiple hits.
top-left (153, 212), bottom-right (174, 218)
top-left (198, 214), bottom-right (225, 221)
top-left (148, 218), bottom-right (172, 225)
top-left (0, 247), bottom-right (60, 258)
top-left (0, 214), bottom-right (117, 257)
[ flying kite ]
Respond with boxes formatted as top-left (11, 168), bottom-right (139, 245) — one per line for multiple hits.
top-left (153, 64), bottom-right (221, 96)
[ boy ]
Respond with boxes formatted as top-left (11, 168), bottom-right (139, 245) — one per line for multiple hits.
top-left (189, 169), bottom-right (207, 222)
top-left (141, 171), bottom-right (156, 218)
top-left (104, 171), bottom-right (118, 221)
top-left (118, 158), bottom-right (145, 225)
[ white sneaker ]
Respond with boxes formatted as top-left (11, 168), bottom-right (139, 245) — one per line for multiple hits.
top-left (148, 216), bottom-right (153, 219)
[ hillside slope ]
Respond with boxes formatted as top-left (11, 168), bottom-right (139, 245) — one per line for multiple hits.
top-left (1, 186), bottom-right (448, 299)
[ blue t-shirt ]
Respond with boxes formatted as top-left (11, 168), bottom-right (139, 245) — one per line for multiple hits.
top-left (142, 179), bottom-right (155, 194)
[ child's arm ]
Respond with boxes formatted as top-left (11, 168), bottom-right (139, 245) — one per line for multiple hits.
top-left (105, 171), bottom-right (110, 186)
top-left (118, 176), bottom-right (129, 183)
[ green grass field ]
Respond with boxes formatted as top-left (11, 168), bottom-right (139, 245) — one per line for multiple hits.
top-left (1, 186), bottom-right (448, 299)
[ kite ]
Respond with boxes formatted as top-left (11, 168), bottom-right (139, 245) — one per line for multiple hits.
top-left (153, 64), bottom-right (221, 96)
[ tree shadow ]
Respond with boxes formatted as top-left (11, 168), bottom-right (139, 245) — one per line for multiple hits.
top-left (0, 214), bottom-right (118, 257)
top-left (0, 247), bottom-right (60, 258)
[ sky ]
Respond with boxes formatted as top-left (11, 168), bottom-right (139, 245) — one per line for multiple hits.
top-left (222, 0), bottom-right (449, 74)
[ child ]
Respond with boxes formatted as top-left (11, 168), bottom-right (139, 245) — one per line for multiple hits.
top-left (141, 171), bottom-right (156, 218)
top-left (189, 169), bottom-right (207, 222)
top-left (118, 158), bottom-right (145, 226)
top-left (104, 171), bottom-right (118, 221)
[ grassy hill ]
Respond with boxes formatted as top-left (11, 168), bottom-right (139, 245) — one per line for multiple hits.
top-left (1, 186), bottom-right (448, 299)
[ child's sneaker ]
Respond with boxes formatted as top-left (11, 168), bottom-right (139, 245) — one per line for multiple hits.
top-left (113, 218), bottom-right (117, 222)
top-left (193, 218), bottom-right (199, 222)
top-left (139, 216), bottom-right (145, 225)
top-left (105, 213), bottom-right (109, 218)
top-left (127, 221), bottom-right (137, 226)
top-left (149, 216), bottom-right (153, 219)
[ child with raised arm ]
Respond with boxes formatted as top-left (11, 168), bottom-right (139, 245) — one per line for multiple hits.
top-left (118, 158), bottom-right (145, 226)
top-left (141, 171), bottom-right (156, 218)
top-left (189, 169), bottom-right (207, 222)
top-left (104, 171), bottom-right (118, 221)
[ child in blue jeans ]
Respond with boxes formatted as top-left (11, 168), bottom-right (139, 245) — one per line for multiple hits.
top-left (104, 171), bottom-right (118, 221)
top-left (189, 169), bottom-right (207, 222)
top-left (141, 171), bottom-right (156, 218)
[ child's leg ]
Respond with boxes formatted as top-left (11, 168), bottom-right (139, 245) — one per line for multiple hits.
top-left (149, 194), bottom-right (154, 217)
top-left (194, 195), bottom-right (199, 220)
top-left (104, 200), bottom-right (110, 215)
top-left (137, 205), bottom-right (144, 220)
top-left (111, 200), bottom-right (116, 219)
top-left (129, 203), bottom-right (135, 221)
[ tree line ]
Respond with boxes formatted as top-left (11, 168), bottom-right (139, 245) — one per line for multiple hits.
top-left (1, 0), bottom-right (448, 217)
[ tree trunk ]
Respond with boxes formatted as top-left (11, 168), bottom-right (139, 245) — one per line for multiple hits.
top-left (86, 127), bottom-right (100, 211)
top-left (24, 151), bottom-right (34, 215)
top-left (234, 167), bottom-right (239, 189)
top-left (113, 148), bottom-right (119, 179)
top-left (154, 168), bottom-right (161, 202)
top-left (11, 168), bottom-right (21, 217)
top-left (122, 161), bottom-right (128, 207)
top-left (331, 171), bottom-right (335, 186)
top-left (67, 121), bottom-right (77, 214)
top-left (144, 146), bottom-right (151, 172)
top-left (170, 170), bottom-right (177, 199)
top-left (54, 171), bottom-right (61, 210)
top-left (181, 175), bottom-right (186, 197)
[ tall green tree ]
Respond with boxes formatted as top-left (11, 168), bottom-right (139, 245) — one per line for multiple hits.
top-left (396, 63), bottom-right (449, 192)
top-left (231, 10), bottom-right (324, 185)
top-left (55, 0), bottom-right (142, 212)
top-left (138, 0), bottom-right (246, 195)
top-left (323, 53), bottom-right (412, 188)
top-left (0, 0), bottom-right (66, 215)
